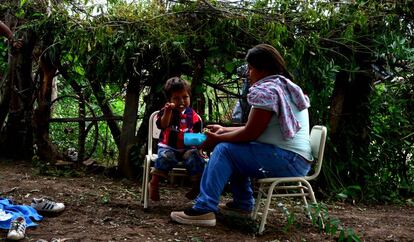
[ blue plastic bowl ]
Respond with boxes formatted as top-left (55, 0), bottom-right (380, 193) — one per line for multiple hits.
top-left (184, 133), bottom-right (207, 146)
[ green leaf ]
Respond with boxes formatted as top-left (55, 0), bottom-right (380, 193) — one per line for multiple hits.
top-left (336, 193), bottom-right (348, 199)
top-left (15, 9), bottom-right (25, 18)
top-left (338, 230), bottom-right (345, 242)
top-left (224, 62), bottom-right (235, 73)
top-left (20, 0), bottom-right (27, 7)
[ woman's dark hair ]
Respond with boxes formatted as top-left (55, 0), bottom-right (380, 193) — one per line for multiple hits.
top-left (163, 76), bottom-right (191, 100)
top-left (246, 44), bottom-right (294, 80)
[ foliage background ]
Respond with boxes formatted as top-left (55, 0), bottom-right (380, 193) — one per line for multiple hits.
top-left (0, 0), bottom-right (413, 204)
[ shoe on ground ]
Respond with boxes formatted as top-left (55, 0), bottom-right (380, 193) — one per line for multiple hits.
top-left (31, 197), bottom-right (65, 213)
top-left (170, 208), bottom-right (216, 226)
top-left (7, 216), bottom-right (26, 240)
top-left (218, 202), bottom-right (252, 218)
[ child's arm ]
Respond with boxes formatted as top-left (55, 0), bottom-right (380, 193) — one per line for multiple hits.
top-left (193, 113), bottom-right (202, 133)
top-left (159, 102), bottom-right (175, 129)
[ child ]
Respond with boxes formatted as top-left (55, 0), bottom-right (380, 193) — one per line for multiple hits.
top-left (149, 77), bottom-right (205, 201)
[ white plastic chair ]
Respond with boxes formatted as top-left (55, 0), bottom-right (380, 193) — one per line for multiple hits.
top-left (141, 110), bottom-right (204, 208)
top-left (252, 125), bottom-right (327, 234)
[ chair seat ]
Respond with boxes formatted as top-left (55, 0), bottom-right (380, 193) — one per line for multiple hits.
top-left (257, 176), bottom-right (311, 183)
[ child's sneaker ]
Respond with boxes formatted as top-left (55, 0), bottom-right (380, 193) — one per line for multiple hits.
top-left (31, 197), bottom-right (65, 213)
top-left (7, 216), bottom-right (26, 240)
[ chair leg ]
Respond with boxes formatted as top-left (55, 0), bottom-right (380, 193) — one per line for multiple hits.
top-left (143, 158), bottom-right (151, 209)
top-left (298, 181), bottom-right (311, 217)
top-left (299, 182), bottom-right (309, 207)
top-left (253, 183), bottom-right (264, 220)
top-left (258, 182), bottom-right (278, 234)
top-left (301, 180), bottom-right (325, 229)
top-left (141, 160), bottom-right (146, 203)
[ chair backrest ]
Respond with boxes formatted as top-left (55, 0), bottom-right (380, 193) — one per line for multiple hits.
top-left (307, 125), bottom-right (327, 180)
top-left (147, 111), bottom-right (161, 156)
top-left (147, 110), bottom-right (203, 156)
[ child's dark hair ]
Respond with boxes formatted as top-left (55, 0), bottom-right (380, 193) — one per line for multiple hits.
top-left (163, 76), bottom-right (191, 100)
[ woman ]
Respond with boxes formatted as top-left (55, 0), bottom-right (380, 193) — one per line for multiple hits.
top-left (170, 44), bottom-right (313, 226)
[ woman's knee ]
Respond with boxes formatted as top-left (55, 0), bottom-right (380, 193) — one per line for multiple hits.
top-left (209, 142), bottom-right (238, 167)
top-left (213, 142), bottom-right (234, 154)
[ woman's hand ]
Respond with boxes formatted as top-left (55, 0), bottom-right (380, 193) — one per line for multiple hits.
top-left (201, 124), bottom-right (227, 151)
top-left (206, 124), bottom-right (226, 134)
top-left (200, 130), bottom-right (220, 152)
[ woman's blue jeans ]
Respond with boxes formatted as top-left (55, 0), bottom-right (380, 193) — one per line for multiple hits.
top-left (193, 142), bottom-right (311, 213)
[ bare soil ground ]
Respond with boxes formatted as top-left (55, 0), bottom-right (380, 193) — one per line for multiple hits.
top-left (0, 160), bottom-right (413, 242)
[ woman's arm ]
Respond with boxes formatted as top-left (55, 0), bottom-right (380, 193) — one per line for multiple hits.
top-left (220, 108), bottom-right (272, 141)
top-left (204, 108), bottom-right (273, 145)
top-left (206, 124), bottom-right (242, 134)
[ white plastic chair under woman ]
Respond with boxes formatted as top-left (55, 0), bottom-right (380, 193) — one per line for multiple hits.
top-left (252, 125), bottom-right (327, 234)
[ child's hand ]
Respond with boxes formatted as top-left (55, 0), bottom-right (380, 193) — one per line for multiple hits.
top-left (197, 149), bottom-right (209, 159)
top-left (164, 102), bottom-right (176, 111)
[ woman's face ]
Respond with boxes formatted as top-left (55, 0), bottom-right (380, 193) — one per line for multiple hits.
top-left (248, 65), bottom-right (267, 85)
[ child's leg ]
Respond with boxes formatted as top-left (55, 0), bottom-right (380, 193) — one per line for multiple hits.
top-left (150, 147), bottom-right (178, 201)
top-left (185, 172), bottom-right (202, 200)
top-left (149, 170), bottom-right (168, 201)
top-left (183, 149), bottom-right (206, 200)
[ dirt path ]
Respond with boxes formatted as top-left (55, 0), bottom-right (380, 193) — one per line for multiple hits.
top-left (0, 160), bottom-right (413, 241)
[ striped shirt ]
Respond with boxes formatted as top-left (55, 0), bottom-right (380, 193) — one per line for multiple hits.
top-left (156, 107), bottom-right (202, 151)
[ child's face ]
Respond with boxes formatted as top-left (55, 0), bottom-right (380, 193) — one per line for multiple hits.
top-left (170, 89), bottom-right (190, 112)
